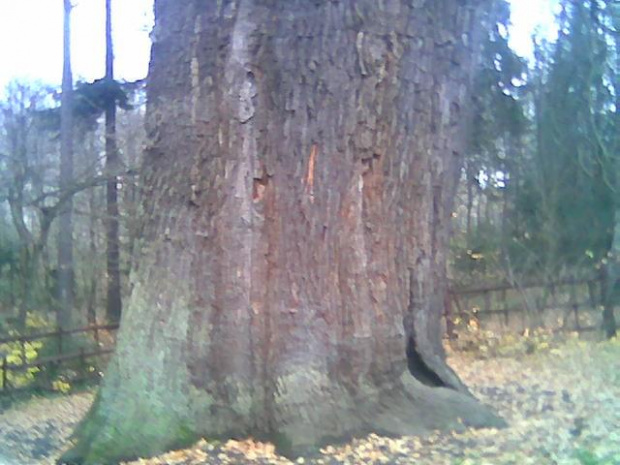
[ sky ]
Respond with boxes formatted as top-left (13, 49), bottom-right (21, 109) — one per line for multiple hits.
top-left (0, 0), bottom-right (153, 91)
top-left (509, 0), bottom-right (560, 57)
top-left (0, 0), bottom-right (559, 93)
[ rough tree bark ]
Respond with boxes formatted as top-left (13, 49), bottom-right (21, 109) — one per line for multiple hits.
top-left (58, 0), bottom-right (75, 330)
top-left (61, 1), bottom-right (504, 463)
top-left (105, 0), bottom-right (123, 323)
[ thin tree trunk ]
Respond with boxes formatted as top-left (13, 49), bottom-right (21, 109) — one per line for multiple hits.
top-left (8, 184), bottom-right (34, 331)
top-left (484, 189), bottom-right (491, 226)
top-left (6, 97), bottom-right (36, 331)
top-left (58, 0), bottom-right (74, 330)
top-left (598, 27), bottom-right (620, 340)
top-left (8, 192), bottom-right (54, 329)
top-left (476, 183), bottom-right (482, 230)
top-left (87, 181), bottom-right (98, 326)
top-left (603, 208), bottom-right (619, 339)
top-left (16, 244), bottom-right (34, 330)
top-left (501, 168), bottom-right (508, 242)
top-left (466, 162), bottom-right (473, 244)
top-left (61, 2), bottom-right (503, 463)
top-left (603, 31), bottom-right (620, 339)
top-left (105, 0), bottom-right (122, 323)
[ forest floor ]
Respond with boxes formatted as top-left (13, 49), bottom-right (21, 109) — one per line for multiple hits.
top-left (0, 336), bottom-right (618, 465)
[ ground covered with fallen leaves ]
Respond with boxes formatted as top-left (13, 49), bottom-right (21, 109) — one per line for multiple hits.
top-left (0, 337), bottom-right (618, 465)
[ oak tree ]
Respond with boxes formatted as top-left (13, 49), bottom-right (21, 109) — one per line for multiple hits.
top-left (61, 1), bottom-right (503, 463)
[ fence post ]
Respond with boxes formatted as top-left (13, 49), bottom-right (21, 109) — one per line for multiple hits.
top-left (20, 335), bottom-right (26, 367)
top-left (80, 347), bottom-right (86, 381)
top-left (569, 281), bottom-right (581, 332)
top-left (587, 280), bottom-right (597, 309)
top-left (550, 283), bottom-right (557, 309)
top-left (483, 290), bottom-right (491, 314)
top-left (444, 290), bottom-right (456, 340)
top-left (58, 326), bottom-right (64, 356)
top-left (1, 356), bottom-right (6, 391)
top-left (502, 289), bottom-right (509, 326)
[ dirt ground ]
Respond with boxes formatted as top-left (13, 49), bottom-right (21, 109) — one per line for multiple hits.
top-left (0, 337), bottom-right (618, 465)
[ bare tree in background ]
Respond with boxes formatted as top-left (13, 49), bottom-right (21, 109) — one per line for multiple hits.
top-left (105, 0), bottom-right (122, 323)
top-left (58, 0), bottom-right (74, 330)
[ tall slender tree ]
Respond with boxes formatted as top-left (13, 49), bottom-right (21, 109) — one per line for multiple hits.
top-left (105, 0), bottom-right (122, 323)
top-left (450, 0), bottom-right (526, 285)
top-left (605, 21), bottom-right (620, 338)
top-left (58, 0), bottom-right (74, 330)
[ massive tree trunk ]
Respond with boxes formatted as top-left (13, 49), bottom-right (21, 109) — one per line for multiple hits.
top-left (602, 247), bottom-right (619, 339)
top-left (61, 1), bottom-right (503, 463)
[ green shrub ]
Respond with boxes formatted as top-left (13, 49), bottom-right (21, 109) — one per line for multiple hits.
top-left (0, 312), bottom-right (53, 389)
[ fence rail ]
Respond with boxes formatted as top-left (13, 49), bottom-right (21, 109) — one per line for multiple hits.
top-left (446, 275), bottom-right (606, 338)
top-left (0, 323), bottom-right (119, 393)
top-left (0, 276), bottom-right (612, 394)
top-left (450, 275), bottom-right (600, 295)
top-left (0, 323), bottom-right (119, 345)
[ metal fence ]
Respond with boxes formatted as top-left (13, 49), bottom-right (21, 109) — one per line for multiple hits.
top-left (0, 323), bottom-right (119, 393)
top-left (0, 276), bottom-right (612, 393)
top-left (446, 276), bottom-right (606, 338)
